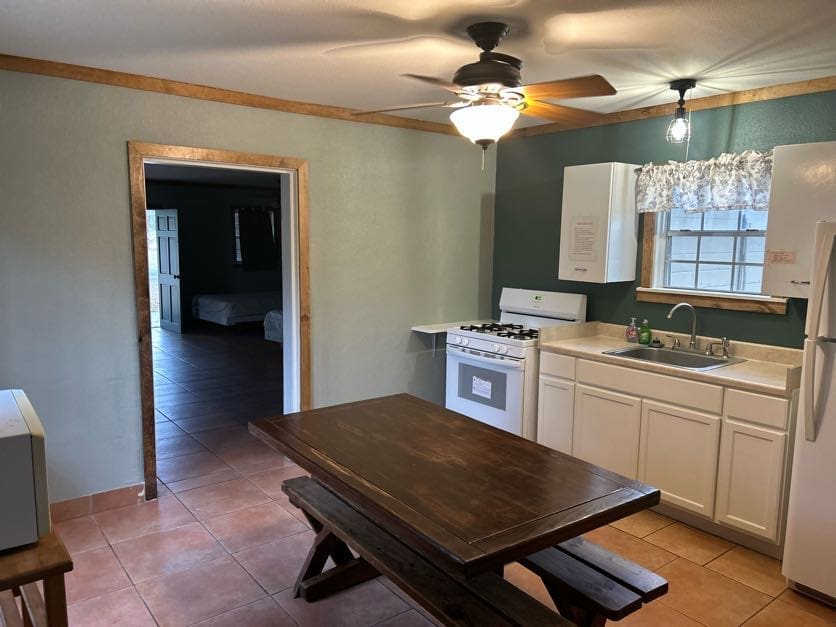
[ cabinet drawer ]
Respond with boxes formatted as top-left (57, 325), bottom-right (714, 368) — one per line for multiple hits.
top-left (577, 359), bottom-right (723, 414)
top-left (724, 389), bottom-right (789, 430)
top-left (539, 352), bottom-right (576, 380)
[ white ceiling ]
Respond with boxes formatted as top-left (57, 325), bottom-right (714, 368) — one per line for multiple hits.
top-left (2, 0), bottom-right (835, 127)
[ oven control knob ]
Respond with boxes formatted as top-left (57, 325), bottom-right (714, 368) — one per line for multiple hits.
top-left (491, 343), bottom-right (500, 352)
top-left (461, 338), bottom-right (469, 346)
top-left (499, 345), bottom-right (509, 354)
top-left (452, 336), bottom-right (462, 345)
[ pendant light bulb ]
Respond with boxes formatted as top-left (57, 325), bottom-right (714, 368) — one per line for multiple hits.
top-left (666, 79), bottom-right (696, 144)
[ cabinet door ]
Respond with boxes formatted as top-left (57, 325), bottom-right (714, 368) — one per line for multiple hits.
top-left (537, 376), bottom-right (575, 454)
top-left (639, 401), bottom-right (721, 518)
top-left (573, 384), bottom-right (642, 478)
top-left (558, 163), bottom-right (612, 282)
top-left (715, 419), bottom-right (787, 541)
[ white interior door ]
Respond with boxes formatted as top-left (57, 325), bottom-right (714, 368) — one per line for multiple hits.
top-left (156, 209), bottom-right (182, 334)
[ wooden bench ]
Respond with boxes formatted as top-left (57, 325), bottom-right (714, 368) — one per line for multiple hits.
top-left (284, 476), bottom-right (573, 626)
top-left (519, 536), bottom-right (668, 627)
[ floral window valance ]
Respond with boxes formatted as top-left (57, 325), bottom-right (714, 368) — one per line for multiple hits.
top-left (636, 149), bottom-right (773, 213)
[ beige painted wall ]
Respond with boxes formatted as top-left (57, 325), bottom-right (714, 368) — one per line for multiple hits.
top-left (0, 70), bottom-right (495, 501)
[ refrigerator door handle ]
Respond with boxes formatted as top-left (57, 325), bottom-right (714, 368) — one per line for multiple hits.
top-left (804, 226), bottom-right (836, 338)
top-left (802, 339), bottom-right (818, 442)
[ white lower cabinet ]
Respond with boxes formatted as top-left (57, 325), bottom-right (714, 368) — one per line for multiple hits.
top-left (638, 401), bottom-right (721, 517)
top-left (537, 375), bottom-right (575, 454)
top-left (715, 419), bottom-right (787, 541)
top-left (573, 384), bottom-right (642, 479)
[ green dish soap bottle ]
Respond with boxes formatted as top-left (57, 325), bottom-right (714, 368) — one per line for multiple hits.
top-left (638, 319), bottom-right (652, 345)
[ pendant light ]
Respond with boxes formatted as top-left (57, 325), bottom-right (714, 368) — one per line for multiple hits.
top-left (450, 101), bottom-right (520, 150)
top-left (666, 79), bottom-right (696, 144)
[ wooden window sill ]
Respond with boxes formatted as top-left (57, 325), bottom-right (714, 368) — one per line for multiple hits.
top-left (636, 287), bottom-right (788, 314)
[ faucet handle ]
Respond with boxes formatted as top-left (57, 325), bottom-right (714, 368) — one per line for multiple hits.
top-left (705, 337), bottom-right (731, 358)
top-left (665, 334), bottom-right (681, 349)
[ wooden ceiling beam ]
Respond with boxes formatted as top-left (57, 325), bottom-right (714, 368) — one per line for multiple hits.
top-left (1, 54), bottom-right (832, 139)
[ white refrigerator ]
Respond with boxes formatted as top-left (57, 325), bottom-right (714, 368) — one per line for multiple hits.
top-left (781, 221), bottom-right (836, 605)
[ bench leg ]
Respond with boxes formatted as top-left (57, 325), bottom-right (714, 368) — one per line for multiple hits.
top-left (293, 518), bottom-right (379, 601)
top-left (543, 581), bottom-right (607, 627)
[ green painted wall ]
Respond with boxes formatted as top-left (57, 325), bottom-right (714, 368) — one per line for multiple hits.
top-left (493, 91), bottom-right (836, 348)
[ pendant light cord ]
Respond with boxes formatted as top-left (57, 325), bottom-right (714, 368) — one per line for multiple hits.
top-left (684, 88), bottom-right (693, 161)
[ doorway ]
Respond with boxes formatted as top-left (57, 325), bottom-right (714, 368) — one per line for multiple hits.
top-left (128, 142), bottom-right (311, 499)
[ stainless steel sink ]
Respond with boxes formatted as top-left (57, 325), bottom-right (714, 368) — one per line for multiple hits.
top-left (602, 346), bottom-right (745, 371)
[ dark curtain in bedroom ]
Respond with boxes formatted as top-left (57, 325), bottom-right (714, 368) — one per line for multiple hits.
top-left (238, 206), bottom-right (278, 271)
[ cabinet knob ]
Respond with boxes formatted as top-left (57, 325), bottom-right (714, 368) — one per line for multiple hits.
top-left (574, 267), bottom-right (588, 271)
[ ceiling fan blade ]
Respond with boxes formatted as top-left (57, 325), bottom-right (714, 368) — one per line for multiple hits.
top-left (351, 101), bottom-right (464, 116)
top-left (521, 75), bottom-right (616, 100)
top-left (521, 100), bottom-right (604, 127)
top-left (402, 73), bottom-right (461, 93)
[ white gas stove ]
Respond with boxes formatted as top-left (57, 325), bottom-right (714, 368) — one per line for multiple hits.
top-left (445, 288), bottom-right (586, 439)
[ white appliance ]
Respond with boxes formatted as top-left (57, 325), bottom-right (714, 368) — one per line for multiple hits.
top-left (763, 141), bottom-right (836, 299)
top-left (782, 221), bottom-right (836, 606)
top-left (445, 288), bottom-right (587, 439)
top-left (0, 389), bottom-right (51, 550)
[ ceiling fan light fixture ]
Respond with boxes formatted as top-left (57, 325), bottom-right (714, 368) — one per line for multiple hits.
top-left (666, 78), bottom-right (696, 144)
top-left (450, 102), bottom-right (519, 148)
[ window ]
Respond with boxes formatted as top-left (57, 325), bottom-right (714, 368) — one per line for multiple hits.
top-left (654, 207), bottom-right (767, 294)
top-left (232, 207), bottom-right (277, 266)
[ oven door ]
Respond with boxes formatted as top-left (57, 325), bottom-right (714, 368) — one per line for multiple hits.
top-left (445, 345), bottom-right (525, 436)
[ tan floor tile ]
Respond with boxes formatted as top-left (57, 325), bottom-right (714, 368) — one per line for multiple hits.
top-left (611, 510), bottom-right (674, 538)
top-left (503, 562), bottom-right (557, 611)
top-left (215, 439), bottom-right (293, 475)
top-left (778, 589), bottom-right (836, 622)
top-left (54, 516), bottom-right (107, 555)
top-left (376, 609), bottom-right (439, 626)
top-left (583, 525), bottom-right (678, 571)
top-left (93, 494), bottom-right (195, 544)
top-left (112, 521), bottom-right (226, 583)
top-left (377, 578), bottom-right (444, 626)
top-left (155, 420), bottom-right (187, 440)
top-left (192, 597), bottom-right (295, 626)
top-left (165, 467), bottom-right (242, 493)
top-left (173, 413), bottom-right (239, 434)
top-left (155, 434), bottom-right (206, 460)
top-left (274, 578), bottom-right (410, 627)
top-left (234, 530), bottom-right (315, 594)
top-left (745, 599), bottom-right (833, 626)
top-left (645, 522), bottom-right (734, 565)
top-left (707, 546), bottom-right (788, 597)
top-left (616, 599), bottom-right (702, 626)
top-left (657, 558), bottom-right (772, 626)
top-left (203, 502), bottom-right (306, 553)
top-left (64, 546), bottom-right (132, 605)
top-left (156, 450), bottom-right (231, 483)
top-left (191, 426), bottom-right (258, 453)
top-left (67, 586), bottom-right (156, 627)
top-left (137, 556), bottom-right (265, 626)
top-left (248, 464), bottom-right (309, 499)
top-left (177, 478), bottom-right (271, 520)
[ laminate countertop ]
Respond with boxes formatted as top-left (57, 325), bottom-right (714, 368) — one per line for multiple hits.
top-left (539, 323), bottom-right (802, 398)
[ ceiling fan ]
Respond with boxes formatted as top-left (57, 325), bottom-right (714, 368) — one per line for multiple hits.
top-left (354, 21), bottom-right (617, 148)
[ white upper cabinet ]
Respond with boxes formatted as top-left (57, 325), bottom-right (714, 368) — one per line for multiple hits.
top-left (762, 141), bottom-right (836, 299)
top-left (558, 162), bottom-right (639, 283)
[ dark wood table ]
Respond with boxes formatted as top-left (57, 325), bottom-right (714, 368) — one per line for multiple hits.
top-left (251, 393), bottom-right (660, 579)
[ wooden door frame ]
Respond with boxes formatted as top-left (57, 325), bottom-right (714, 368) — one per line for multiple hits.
top-left (127, 141), bottom-right (312, 499)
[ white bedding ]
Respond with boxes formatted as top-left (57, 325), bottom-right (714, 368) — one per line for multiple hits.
top-left (192, 291), bottom-right (281, 326)
top-left (264, 309), bottom-right (283, 342)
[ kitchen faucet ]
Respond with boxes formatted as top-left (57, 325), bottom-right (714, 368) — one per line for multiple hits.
top-left (667, 302), bottom-right (698, 350)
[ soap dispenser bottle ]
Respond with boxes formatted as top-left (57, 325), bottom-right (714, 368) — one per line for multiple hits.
top-left (639, 319), bottom-right (652, 345)
top-left (626, 318), bottom-right (639, 343)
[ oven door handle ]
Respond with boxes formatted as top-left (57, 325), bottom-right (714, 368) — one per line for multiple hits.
top-left (446, 346), bottom-right (525, 370)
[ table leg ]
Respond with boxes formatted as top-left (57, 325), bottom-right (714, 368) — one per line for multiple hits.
top-left (43, 575), bottom-right (69, 627)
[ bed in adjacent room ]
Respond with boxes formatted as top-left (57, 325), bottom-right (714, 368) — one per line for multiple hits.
top-left (192, 291), bottom-right (281, 326)
top-left (264, 309), bottom-right (283, 342)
